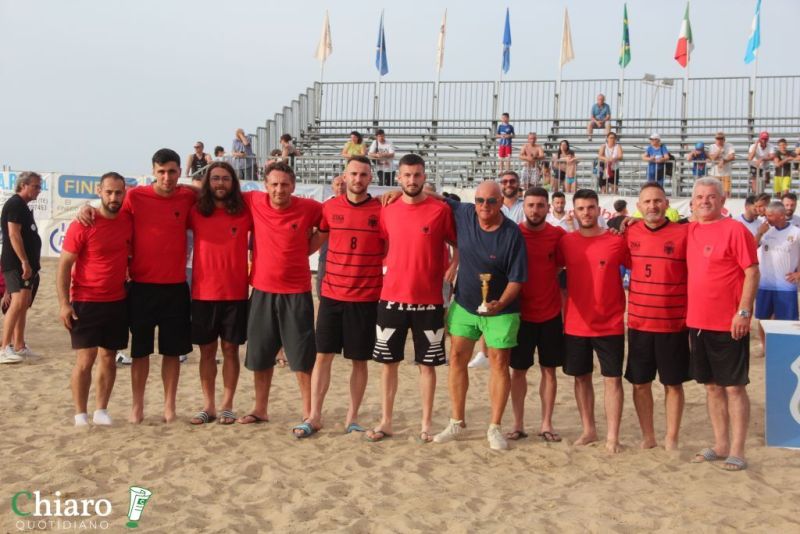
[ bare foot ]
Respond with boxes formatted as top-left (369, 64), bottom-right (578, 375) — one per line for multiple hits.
top-left (573, 433), bottom-right (598, 446)
top-left (664, 439), bottom-right (679, 451)
top-left (640, 438), bottom-right (657, 449)
top-left (163, 410), bottom-right (177, 424)
top-left (606, 440), bottom-right (622, 454)
top-left (129, 407), bottom-right (144, 424)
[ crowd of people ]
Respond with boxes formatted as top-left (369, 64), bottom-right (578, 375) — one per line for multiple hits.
top-left (2, 142), bottom-right (799, 474)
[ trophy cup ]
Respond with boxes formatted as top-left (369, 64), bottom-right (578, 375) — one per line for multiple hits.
top-left (477, 273), bottom-right (492, 313)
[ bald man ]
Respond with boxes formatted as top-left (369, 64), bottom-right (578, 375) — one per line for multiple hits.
top-left (431, 180), bottom-right (527, 450)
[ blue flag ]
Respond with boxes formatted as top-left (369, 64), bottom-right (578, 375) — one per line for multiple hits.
top-left (375, 11), bottom-right (389, 76)
top-left (501, 8), bottom-right (511, 74)
top-left (744, 0), bottom-right (761, 64)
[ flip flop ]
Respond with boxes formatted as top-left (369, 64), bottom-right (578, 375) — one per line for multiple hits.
top-left (365, 429), bottom-right (392, 442)
top-left (345, 423), bottom-right (366, 434)
top-left (417, 431), bottom-right (433, 444)
top-left (539, 431), bottom-right (562, 443)
top-left (190, 411), bottom-right (216, 425)
top-left (691, 447), bottom-right (722, 463)
top-left (218, 410), bottom-right (237, 425)
top-left (237, 413), bottom-right (269, 425)
top-left (722, 456), bottom-right (748, 471)
top-left (505, 430), bottom-right (529, 441)
top-left (293, 421), bottom-right (316, 439)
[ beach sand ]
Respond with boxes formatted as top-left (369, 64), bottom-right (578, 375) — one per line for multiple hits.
top-left (1, 258), bottom-right (799, 533)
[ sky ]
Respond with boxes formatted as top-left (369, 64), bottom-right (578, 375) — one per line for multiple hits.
top-left (1, 0), bottom-right (796, 176)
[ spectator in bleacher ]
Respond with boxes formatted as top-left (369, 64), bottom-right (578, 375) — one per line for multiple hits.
top-left (519, 132), bottom-right (547, 188)
top-left (341, 131), bottom-right (366, 161)
top-left (279, 134), bottom-right (302, 166)
top-left (773, 138), bottom-right (793, 196)
top-left (587, 94), bottom-right (611, 142)
top-left (708, 131), bottom-right (735, 197)
top-left (783, 192), bottom-right (800, 228)
top-left (213, 146), bottom-right (226, 162)
top-left (597, 132), bottom-right (623, 195)
top-left (499, 171), bottom-right (524, 223)
top-left (496, 112), bottom-right (515, 172)
top-left (643, 133), bottom-right (670, 188)
top-left (186, 141), bottom-right (211, 178)
top-left (686, 142), bottom-right (708, 179)
top-left (748, 131), bottom-right (775, 194)
top-left (367, 129), bottom-right (396, 186)
top-left (736, 195), bottom-right (762, 237)
top-left (552, 140), bottom-right (577, 194)
top-left (232, 128), bottom-right (256, 180)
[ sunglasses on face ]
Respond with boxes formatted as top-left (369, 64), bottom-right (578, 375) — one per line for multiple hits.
top-left (500, 179), bottom-right (517, 185)
top-left (475, 197), bottom-right (499, 205)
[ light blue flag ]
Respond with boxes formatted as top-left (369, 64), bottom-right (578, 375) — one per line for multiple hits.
top-left (744, 0), bottom-right (761, 64)
top-left (502, 8), bottom-right (511, 74)
top-left (375, 11), bottom-right (389, 76)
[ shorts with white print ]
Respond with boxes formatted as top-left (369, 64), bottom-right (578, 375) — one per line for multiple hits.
top-left (372, 300), bottom-right (446, 366)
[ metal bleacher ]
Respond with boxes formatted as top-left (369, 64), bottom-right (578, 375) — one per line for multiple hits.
top-left (254, 76), bottom-right (800, 198)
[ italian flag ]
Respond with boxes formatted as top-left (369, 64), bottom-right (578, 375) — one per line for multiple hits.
top-left (674, 2), bottom-right (693, 68)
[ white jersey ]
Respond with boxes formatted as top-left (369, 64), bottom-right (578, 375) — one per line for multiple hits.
top-left (789, 214), bottom-right (800, 228)
top-left (737, 214), bottom-right (762, 237)
top-left (758, 224), bottom-right (800, 291)
top-left (546, 211), bottom-right (606, 232)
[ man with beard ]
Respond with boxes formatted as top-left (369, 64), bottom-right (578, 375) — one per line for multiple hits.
top-left (187, 161), bottom-right (252, 425)
top-left (546, 192), bottom-right (575, 233)
top-left (625, 183), bottom-right (690, 450)
top-left (507, 187), bottom-right (566, 443)
top-left (557, 189), bottom-right (629, 453)
top-left (782, 192), bottom-right (800, 228)
top-left (58, 173), bottom-right (132, 425)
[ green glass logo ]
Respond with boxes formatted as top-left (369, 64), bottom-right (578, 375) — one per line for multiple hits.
top-left (126, 487), bottom-right (153, 528)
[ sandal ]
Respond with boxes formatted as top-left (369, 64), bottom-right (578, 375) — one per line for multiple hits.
top-left (218, 410), bottom-right (236, 425)
top-left (722, 456), bottom-right (748, 471)
top-left (190, 411), bottom-right (216, 425)
top-left (505, 430), bottom-right (529, 441)
top-left (691, 448), bottom-right (722, 463)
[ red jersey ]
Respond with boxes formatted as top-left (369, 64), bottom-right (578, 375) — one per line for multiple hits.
top-left (188, 206), bottom-right (253, 301)
top-left (557, 231), bottom-right (629, 337)
top-left (380, 196), bottom-right (456, 305)
top-left (123, 185), bottom-right (196, 284)
top-left (625, 221), bottom-right (688, 333)
top-left (686, 218), bottom-right (758, 331)
top-left (62, 212), bottom-right (132, 302)
top-left (319, 195), bottom-right (384, 302)
top-left (518, 222), bottom-right (566, 323)
top-left (245, 192), bottom-right (322, 294)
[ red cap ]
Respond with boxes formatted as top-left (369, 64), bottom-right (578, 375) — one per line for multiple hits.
top-left (759, 131), bottom-right (769, 140)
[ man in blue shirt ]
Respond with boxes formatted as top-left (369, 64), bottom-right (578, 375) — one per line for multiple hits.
top-left (431, 180), bottom-right (528, 451)
top-left (496, 113), bottom-right (515, 172)
top-left (643, 133), bottom-right (670, 187)
top-left (687, 142), bottom-right (708, 177)
top-left (587, 94), bottom-right (612, 142)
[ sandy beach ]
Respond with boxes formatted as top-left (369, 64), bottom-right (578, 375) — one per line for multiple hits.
top-left (1, 258), bottom-right (799, 533)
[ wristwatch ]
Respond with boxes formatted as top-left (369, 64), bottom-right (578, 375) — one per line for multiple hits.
top-left (737, 309), bottom-right (752, 319)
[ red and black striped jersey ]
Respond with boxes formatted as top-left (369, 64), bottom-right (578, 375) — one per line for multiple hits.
top-left (319, 195), bottom-right (384, 302)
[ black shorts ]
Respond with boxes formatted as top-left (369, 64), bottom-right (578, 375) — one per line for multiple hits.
top-left (689, 329), bottom-right (749, 386)
top-left (510, 314), bottom-right (565, 370)
top-left (598, 168), bottom-right (619, 187)
top-left (372, 300), bottom-right (446, 366)
top-left (128, 282), bottom-right (192, 358)
top-left (191, 300), bottom-right (248, 346)
top-left (316, 296), bottom-right (377, 360)
top-left (749, 167), bottom-right (771, 181)
top-left (564, 334), bottom-right (625, 377)
top-left (625, 329), bottom-right (690, 385)
top-left (245, 290), bottom-right (316, 372)
top-left (70, 300), bottom-right (129, 351)
top-left (554, 169), bottom-right (566, 182)
top-left (3, 269), bottom-right (40, 305)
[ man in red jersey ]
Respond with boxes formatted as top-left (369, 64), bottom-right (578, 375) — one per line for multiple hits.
top-left (687, 177), bottom-right (758, 472)
top-left (239, 161), bottom-right (323, 436)
top-left (187, 162), bottom-right (252, 426)
top-left (366, 154), bottom-right (456, 443)
top-left (625, 183), bottom-right (690, 450)
top-left (557, 188), bottom-right (629, 453)
top-left (304, 156), bottom-right (384, 435)
top-left (507, 187), bottom-right (566, 443)
top-left (58, 173), bottom-right (132, 426)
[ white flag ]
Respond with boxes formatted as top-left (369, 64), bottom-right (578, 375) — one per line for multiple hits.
top-left (560, 8), bottom-right (575, 68)
top-left (436, 9), bottom-right (447, 73)
top-left (314, 11), bottom-right (333, 62)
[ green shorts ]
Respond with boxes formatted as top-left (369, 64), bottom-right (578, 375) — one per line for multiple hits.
top-left (446, 301), bottom-right (520, 349)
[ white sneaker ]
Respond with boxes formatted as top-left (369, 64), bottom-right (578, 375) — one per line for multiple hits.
top-left (487, 424), bottom-right (509, 451)
top-left (179, 354), bottom-right (189, 363)
top-left (93, 409), bottom-right (113, 426)
top-left (467, 351), bottom-right (489, 369)
top-left (0, 346), bottom-right (23, 364)
top-left (74, 413), bottom-right (90, 427)
top-left (433, 418), bottom-right (465, 444)
top-left (116, 352), bottom-right (132, 365)
top-left (16, 345), bottom-right (37, 359)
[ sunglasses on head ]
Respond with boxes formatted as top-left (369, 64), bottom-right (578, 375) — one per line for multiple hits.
top-left (475, 197), bottom-right (499, 205)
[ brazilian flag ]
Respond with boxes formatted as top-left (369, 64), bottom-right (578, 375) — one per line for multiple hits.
top-left (619, 4), bottom-right (631, 68)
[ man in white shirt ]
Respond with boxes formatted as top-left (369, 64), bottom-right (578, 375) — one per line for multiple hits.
top-left (368, 129), bottom-right (396, 186)
top-left (546, 192), bottom-right (575, 232)
top-left (708, 131), bottom-right (736, 197)
top-left (782, 192), bottom-right (800, 228)
top-left (748, 131), bottom-right (775, 194)
top-left (499, 171), bottom-right (524, 223)
top-left (737, 195), bottom-right (762, 237)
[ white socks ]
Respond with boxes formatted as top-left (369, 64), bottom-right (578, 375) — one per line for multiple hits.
top-left (93, 409), bottom-right (113, 426)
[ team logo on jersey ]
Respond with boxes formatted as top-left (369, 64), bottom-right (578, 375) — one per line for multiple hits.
top-left (547, 252), bottom-right (554, 261)
top-left (291, 223), bottom-right (298, 230)
top-left (332, 214), bottom-right (345, 223)
top-left (703, 245), bottom-right (713, 257)
top-left (664, 241), bottom-right (675, 256)
top-left (367, 215), bottom-right (379, 228)
top-left (231, 226), bottom-right (238, 236)
top-left (422, 226), bottom-right (430, 234)
top-left (629, 241), bottom-right (641, 251)
top-left (174, 211), bottom-right (180, 219)
top-left (489, 254), bottom-right (496, 260)
top-left (599, 259), bottom-right (607, 268)
top-left (789, 236), bottom-right (795, 243)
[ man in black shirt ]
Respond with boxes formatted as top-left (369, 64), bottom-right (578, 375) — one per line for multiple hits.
top-left (1, 172), bottom-right (43, 363)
